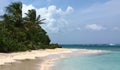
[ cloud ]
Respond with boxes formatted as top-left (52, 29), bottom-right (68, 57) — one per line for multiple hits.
top-left (22, 4), bottom-right (35, 17)
top-left (22, 4), bottom-right (73, 33)
top-left (66, 6), bottom-right (74, 14)
top-left (86, 24), bottom-right (105, 31)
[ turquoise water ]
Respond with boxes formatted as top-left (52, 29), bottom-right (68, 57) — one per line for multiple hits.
top-left (53, 45), bottom-right (120, 70)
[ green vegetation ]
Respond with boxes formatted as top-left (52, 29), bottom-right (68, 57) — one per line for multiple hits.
top-left (0, 2), bottom-right (61, 53)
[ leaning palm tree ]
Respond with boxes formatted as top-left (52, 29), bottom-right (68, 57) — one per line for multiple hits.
top-left (24, 9), bottom-right (45, 25)
top-left (24, 9), bottom-right (46, 32)
top-left (0, 2), bottom-right (26, 42)
top-left (5, 2), bottom-right (23, 27)
top-left (24, 9), bottom-right (50, 45)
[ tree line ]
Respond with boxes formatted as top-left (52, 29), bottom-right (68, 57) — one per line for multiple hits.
top-left (0, 2), bottom-right (61, 53)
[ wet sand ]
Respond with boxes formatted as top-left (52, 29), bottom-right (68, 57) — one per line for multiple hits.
top-left (0, 58), bottom-right (42, 70)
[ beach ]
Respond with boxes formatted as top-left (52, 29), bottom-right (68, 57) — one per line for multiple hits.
top-left (0, 48), bottom-right (104, 70)
top-left (0, 48), bottom-right (78, 70)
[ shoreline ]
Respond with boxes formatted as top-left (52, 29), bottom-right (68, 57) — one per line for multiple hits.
top-left (0, 48), bottom-right (105, 70)
top-left (0, 48), bottom-right (77, 66)
top-left (39, 49), bottom-right (105, 70)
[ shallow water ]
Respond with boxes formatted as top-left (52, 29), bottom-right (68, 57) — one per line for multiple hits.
top-left (53, 51), bottom-right (120, 70)
top-left (53, 45), bottom-right (120, 70)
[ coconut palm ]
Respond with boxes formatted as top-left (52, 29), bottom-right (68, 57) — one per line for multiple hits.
top-left (0, 1), bottom-right (60, 52)
top-left (24, 9), bottom-right (50, 45)
top-left (5, 2), bottom-right (22, 27)
top-left (24, 9), bottom-right (45, 25)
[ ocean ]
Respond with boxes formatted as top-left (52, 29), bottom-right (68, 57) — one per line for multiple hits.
top-left (53, 44), bottom-right (120, 70)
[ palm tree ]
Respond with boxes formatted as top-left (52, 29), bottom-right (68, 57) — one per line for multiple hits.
top-left (24, 9), bottom-right (46, 35)
top-left (0, 2), bottom-right (54, 52)
top-left (24, 9), bottom-right (50, 45)
top-left (24, 9), bottom-right (45, 25)
top-left (5, 2), bottom-right (22, 27)
top-left (0, 2), bottom-right (26, 42)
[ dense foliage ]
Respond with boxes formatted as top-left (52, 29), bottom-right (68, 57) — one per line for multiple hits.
top-left (0, 2), bottom-right (60, 53)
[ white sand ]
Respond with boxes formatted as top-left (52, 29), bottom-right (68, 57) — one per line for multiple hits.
top-left (0, 48), bottom-right (104, 70)
top-left (0, 48), bottom-right (77, 65)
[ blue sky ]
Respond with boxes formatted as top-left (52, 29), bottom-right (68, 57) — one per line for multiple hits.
top-left (0, 0), bottom-right (120, 44)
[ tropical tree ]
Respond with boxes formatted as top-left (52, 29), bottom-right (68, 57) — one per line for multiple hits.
top-left (0, 2), bottom-right (27, 52)
top-left (5, 2), bottom-right (23, 27)
top-left (24, 9), bottom-right (50, 45)
top-left (24, 9), bottom-right (45, 30)
top-left (0, 2), bottom-right (59, 53)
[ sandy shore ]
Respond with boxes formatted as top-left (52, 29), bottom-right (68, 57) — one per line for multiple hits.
top-left (0, 48), bottom-right (105, 70)
top-left (39, 49), bottom-right (104, 70)
top-left (0, 48), bottom-right (77, 65)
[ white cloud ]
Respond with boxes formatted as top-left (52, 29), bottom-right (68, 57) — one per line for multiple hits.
top-left (66, 6), bottom-right (74, 14)
top-left (22, 4), bottom-right (73, 33)
top-left (22, 4), bottom-right (35, 17)
top-left (86, 24), bottom-right (105, 31)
